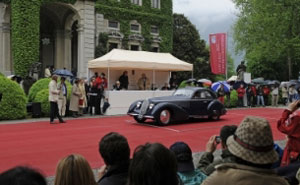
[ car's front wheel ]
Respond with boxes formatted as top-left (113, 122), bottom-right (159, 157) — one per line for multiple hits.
top-left (209, 110), bottom-right (220, 120)
top-left (157, 109), bottom-right (171, 125)
top-left (134, 116), bottom-right (146, 123)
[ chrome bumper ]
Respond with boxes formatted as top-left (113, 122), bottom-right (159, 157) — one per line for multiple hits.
top-left (128, 113), bottom-right (154, 119)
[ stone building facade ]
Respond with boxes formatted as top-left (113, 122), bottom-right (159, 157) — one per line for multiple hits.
top-left (0, 0), bottom-right (173, 78)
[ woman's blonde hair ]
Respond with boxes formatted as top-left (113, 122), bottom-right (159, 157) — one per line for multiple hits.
top-left (54, 154), bottom-right (97, 185)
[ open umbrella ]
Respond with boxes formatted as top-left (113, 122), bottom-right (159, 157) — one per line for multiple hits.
top-left (211, 81), bottom-right (230, 93)
top-left (233, 80), bottom-right (248, 90)
top-left (227, 75), bottom-right (237, 82)
top-left (197, 78), bottom-right (212, 86)
top-left (252, 77), bottom-right (264, 84)
top-left (53, 69), bottom-right (73, 77)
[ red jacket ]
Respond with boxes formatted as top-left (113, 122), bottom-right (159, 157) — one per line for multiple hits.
top-left (263, 87), bottom-right (270, 95)
top-left (237, 87), bottom-right (246, 98)
top-left (251, 86), bottom-right (257, 96)
top-left (277, 109), bottom-right (300, 166)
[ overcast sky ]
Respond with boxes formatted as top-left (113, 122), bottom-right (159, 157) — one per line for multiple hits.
top-left (173, 0), bottom-right (243, 65)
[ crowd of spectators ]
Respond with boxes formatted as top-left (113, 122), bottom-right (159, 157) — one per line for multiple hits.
top-left (2, 103), bottom-right (300, 185)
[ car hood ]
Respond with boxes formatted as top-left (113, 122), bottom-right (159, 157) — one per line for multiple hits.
top-left (148, 95), bottom-right (190, 103)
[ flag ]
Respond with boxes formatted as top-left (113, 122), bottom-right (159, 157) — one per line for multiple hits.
top-left (209, 33), bottom-right (227, 74)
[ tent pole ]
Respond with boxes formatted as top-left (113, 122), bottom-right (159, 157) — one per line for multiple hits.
top-left (108, 67), bottom-right (110, 90)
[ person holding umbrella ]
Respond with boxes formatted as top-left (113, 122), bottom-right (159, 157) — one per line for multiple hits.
top-left (217, 84), bottom-right (226, 104)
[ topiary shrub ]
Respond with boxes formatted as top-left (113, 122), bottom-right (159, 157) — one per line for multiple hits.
top-left (33, 89), bottom-right (50, 116)
top-left (224, 90), bottom-right (238, 107)
top-left (0, 76), bottom-right (27, 120)
top-left (0, 72), bottom-right (4, 77)
top-left (28, 78), bottom-right (51, 102)
top-left (28, 78), bottom-right (72, 102)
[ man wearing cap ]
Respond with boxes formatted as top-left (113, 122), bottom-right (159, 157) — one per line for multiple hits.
top-left (170, 142), bottom-right (207, 185)
top-left (198, 125), bottom-right (237, 176)
top-left (277, 100), bottom-right (300, 166)
top-left (202, 116), bottom-right (289, 185)
top-left (49, 75), bottom-right (66, 124)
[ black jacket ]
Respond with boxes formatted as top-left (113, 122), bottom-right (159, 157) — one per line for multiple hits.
top-left (98, 162), bottom-right (129, 185)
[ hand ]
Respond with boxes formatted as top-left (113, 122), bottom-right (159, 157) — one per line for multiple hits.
top-left (98, 164), bottom-right (107, 179)
top-left (206, 135), bottom-right (218, 153)
top-left (288, 100), bottom-right (300, 113)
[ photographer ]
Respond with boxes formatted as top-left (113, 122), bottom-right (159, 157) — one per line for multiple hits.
top-left (277, 100), bottom-right (300, 166)
top-left (197, 125), bottom-right (237, 175)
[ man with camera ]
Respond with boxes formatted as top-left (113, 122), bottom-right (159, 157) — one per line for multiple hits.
top-left (277, 100), bottom-right (300, 166)
top-left (197, 125), bottom-right (237, 175)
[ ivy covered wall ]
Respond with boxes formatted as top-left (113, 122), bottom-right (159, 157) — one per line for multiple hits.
top-left (95, 0), bottom-right (173, 52)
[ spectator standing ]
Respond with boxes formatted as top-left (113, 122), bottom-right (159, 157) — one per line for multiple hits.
top-left (289, 85), bottom-right (297, 103)
top-left (119, 71), bottom-right (129, 90)
top-left (57, 77), bottom-right (67, 117)
top-left (217, 84), bottom-right (226, 104)
top-left (272, 86), bottom-right (279, 106)
top-left (250, 84), bottom-right (257, 106)
top-left (237, 84), bottom-right (246, 107)
top-left (257, 85), bottom-right (265, 106)
top-left (98, 132), bottom-right (130, 185)
top-left (198, 125), bottom-right (237, 175)
top-left (137, 73), bottom-right (150, 90)
top-left (0, 166), bottom-right (47, 185)
top-left (281, 85), bottom-right (288, 105)
top-left (170, 142), bottom-right (207, 185)
top-left (277, 100), bottom-right (300, 166)
top-left (45, 65), bottom-right (51, 78)
top-left (78, 78), bottom-right (87, 115)
top-left (161, 83), bottom-right (170, 90)
top-left (94, 74), bottom-right (104, 115)
top-left (54, 154), bottom-right (97, 185)
top-left (263, 85), bottom-right (271, 106)
top-left (88, 78), bottom-right (98, 115)
top-left (128, 143), bottom-right (180, 185)
top-left (49, 75), bottom-right (65, 124)
top-left (69, 79), bottom-right (81, 117)
top-left (113, 81), bottom-right (122, 91)
top-left (202, 116), bottom-right (289, 185)
top-left (169, 73), bottom-right (179, 90)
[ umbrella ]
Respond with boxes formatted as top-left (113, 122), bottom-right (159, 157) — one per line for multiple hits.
top-left (280, 81), bottom-right (289, 88)
top-left (227, 75), bottom-right (237, 82)
top-left (268, 80), bottom-right (280, 86)
top-left (53, 69), bottom-right (73, 77)
top-left (252, 77), bottom-right (264, 84)
top-left (211, 81), bottom-right (230, 93)
top-left (233, 80), bottom-right (248, 90)
top-left (197, 78), bottom-right (212, 86)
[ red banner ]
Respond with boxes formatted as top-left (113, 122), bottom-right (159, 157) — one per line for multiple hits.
top-left (209, 33), bottom-right (227, 74)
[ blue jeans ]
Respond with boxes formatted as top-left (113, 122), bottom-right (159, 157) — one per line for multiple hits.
top-left (257, 95), bottom-right (264, 106)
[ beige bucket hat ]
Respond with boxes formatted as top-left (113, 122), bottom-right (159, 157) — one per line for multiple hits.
top-left (227, 116), bottom-right (278, 164)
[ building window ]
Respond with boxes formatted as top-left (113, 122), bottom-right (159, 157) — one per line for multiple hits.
top-left (108, 43), bottom-right (118, 51)
top-left (151, 47), bottom-right (159, 52)
top-left (151, 0), bottom-right (160, 8)
top-left (151, 26), bottom-right (159, 34)
top-left (108, 20), bottom-right (119, 29)
top-left (131, 0), bottom-right (142, 5)
top-left (131, 24), bottom-right (140, 32)
top-left (130, 45), bottom-right (139, 51)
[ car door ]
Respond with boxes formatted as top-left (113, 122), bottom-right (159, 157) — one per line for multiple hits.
top-left (190, 90), bottom-right (208, 115)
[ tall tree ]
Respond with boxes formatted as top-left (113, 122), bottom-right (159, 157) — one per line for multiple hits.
top-left (233, 0), bottom-right (300, 80)
top-left (172, 13), bottom-right (212, 82)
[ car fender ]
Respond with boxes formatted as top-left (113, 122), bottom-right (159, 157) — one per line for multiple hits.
top-left (128, 100), bottom-right (143, 113)
top-left (207, 100), bottom-right (224, 114)
top-left (151, 103), bottom-right (189, 121)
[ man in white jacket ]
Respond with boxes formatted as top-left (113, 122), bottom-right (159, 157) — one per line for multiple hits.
top-left (49, 75), bottom-right (66, 124)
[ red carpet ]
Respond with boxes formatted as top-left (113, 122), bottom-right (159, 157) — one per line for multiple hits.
top-left (0, 108), bottom-right (286, 176)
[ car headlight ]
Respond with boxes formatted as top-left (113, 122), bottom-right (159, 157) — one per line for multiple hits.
top-left (136, 101), bottom-right (142, 108)
top-left (149, 103), bottom-right (155, 109)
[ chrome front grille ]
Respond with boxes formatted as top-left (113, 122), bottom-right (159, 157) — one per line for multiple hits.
top-left (139, 100), bottom-right (149, 116)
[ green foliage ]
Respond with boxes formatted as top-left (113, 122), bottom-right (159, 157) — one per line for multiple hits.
top-left (0, 76), bottom-right (27, 120)
top-left (172, 13), bottom-right (211, 83)
top-left (95, 0), bottom-right (173, 52)
top-left (28, 78), bottom-right (51, 102)
top-left (0, 72), bottom-right (4, 77)
top-left (33, 89), bottom-right (50, 116)
top-left (95, 33), bottom-right (108, 58)
top-left (28, 78), bottom-right (72, 102)
top-left (224, 90), bottom-right (238, 107)
top-left (233, 0), bottom-right (300, 80)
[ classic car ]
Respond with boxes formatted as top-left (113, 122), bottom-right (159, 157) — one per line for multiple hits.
top-left (127, 87), bottom-right (226, 125)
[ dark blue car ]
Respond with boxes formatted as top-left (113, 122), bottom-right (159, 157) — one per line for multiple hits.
top-left (127, 87), bottom-right (226, 125)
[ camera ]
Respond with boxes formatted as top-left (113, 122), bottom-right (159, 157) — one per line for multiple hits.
top-left (215, 136), bottom-right (221, 144)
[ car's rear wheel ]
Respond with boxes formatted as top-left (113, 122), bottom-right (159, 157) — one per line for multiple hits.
top-left (209, 110), bottom-right (220, 120)
top-left (134, 116), bottom-right (146, 123)
top-left (157, 109), bottom-right (171, 125)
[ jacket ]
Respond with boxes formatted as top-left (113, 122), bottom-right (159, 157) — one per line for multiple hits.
top-left (98, 163), bottom-right (129, 185)
top-left (137, 77), bottom-right (150, 90)
top-left (202, 163), bottom-right (289, 185)
top-left (69, 84), bottom-right (81, 112)
top-left (49, 80), bottom-right (59, 102)
top-left (58, 82), bottom-right (67, 99)
top-left (197, 149), bottom-right (236, 176)
top-left (277, 109), bottom-right (300, 166)
top-left (237, 87), bottom-right (245, 98)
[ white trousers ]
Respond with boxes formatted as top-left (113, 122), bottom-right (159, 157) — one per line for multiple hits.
top-left (58, 96), bottom-right (67, 116)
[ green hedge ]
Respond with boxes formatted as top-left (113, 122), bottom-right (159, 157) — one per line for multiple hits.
top-left (0, 76), bottom-right (27, 120)
top-left (224, 90), bottom-right (238, 107)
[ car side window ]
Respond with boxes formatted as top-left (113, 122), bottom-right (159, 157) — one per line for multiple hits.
top-left (203, 91), bottom-right (213, 99)
top-left (193, 91), bottom-right (201, 99)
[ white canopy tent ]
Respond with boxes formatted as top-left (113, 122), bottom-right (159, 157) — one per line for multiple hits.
top-left (88, 49), bottom-right (193, 89)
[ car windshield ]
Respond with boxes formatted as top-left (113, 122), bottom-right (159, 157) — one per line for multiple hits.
top-left (173, 89), bottom-right (194, 97)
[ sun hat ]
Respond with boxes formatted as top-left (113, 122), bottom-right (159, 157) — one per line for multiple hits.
top-left (226, 116), bottom-right (278, 164)
top-left (170, 142), bottom-right (194, 172)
